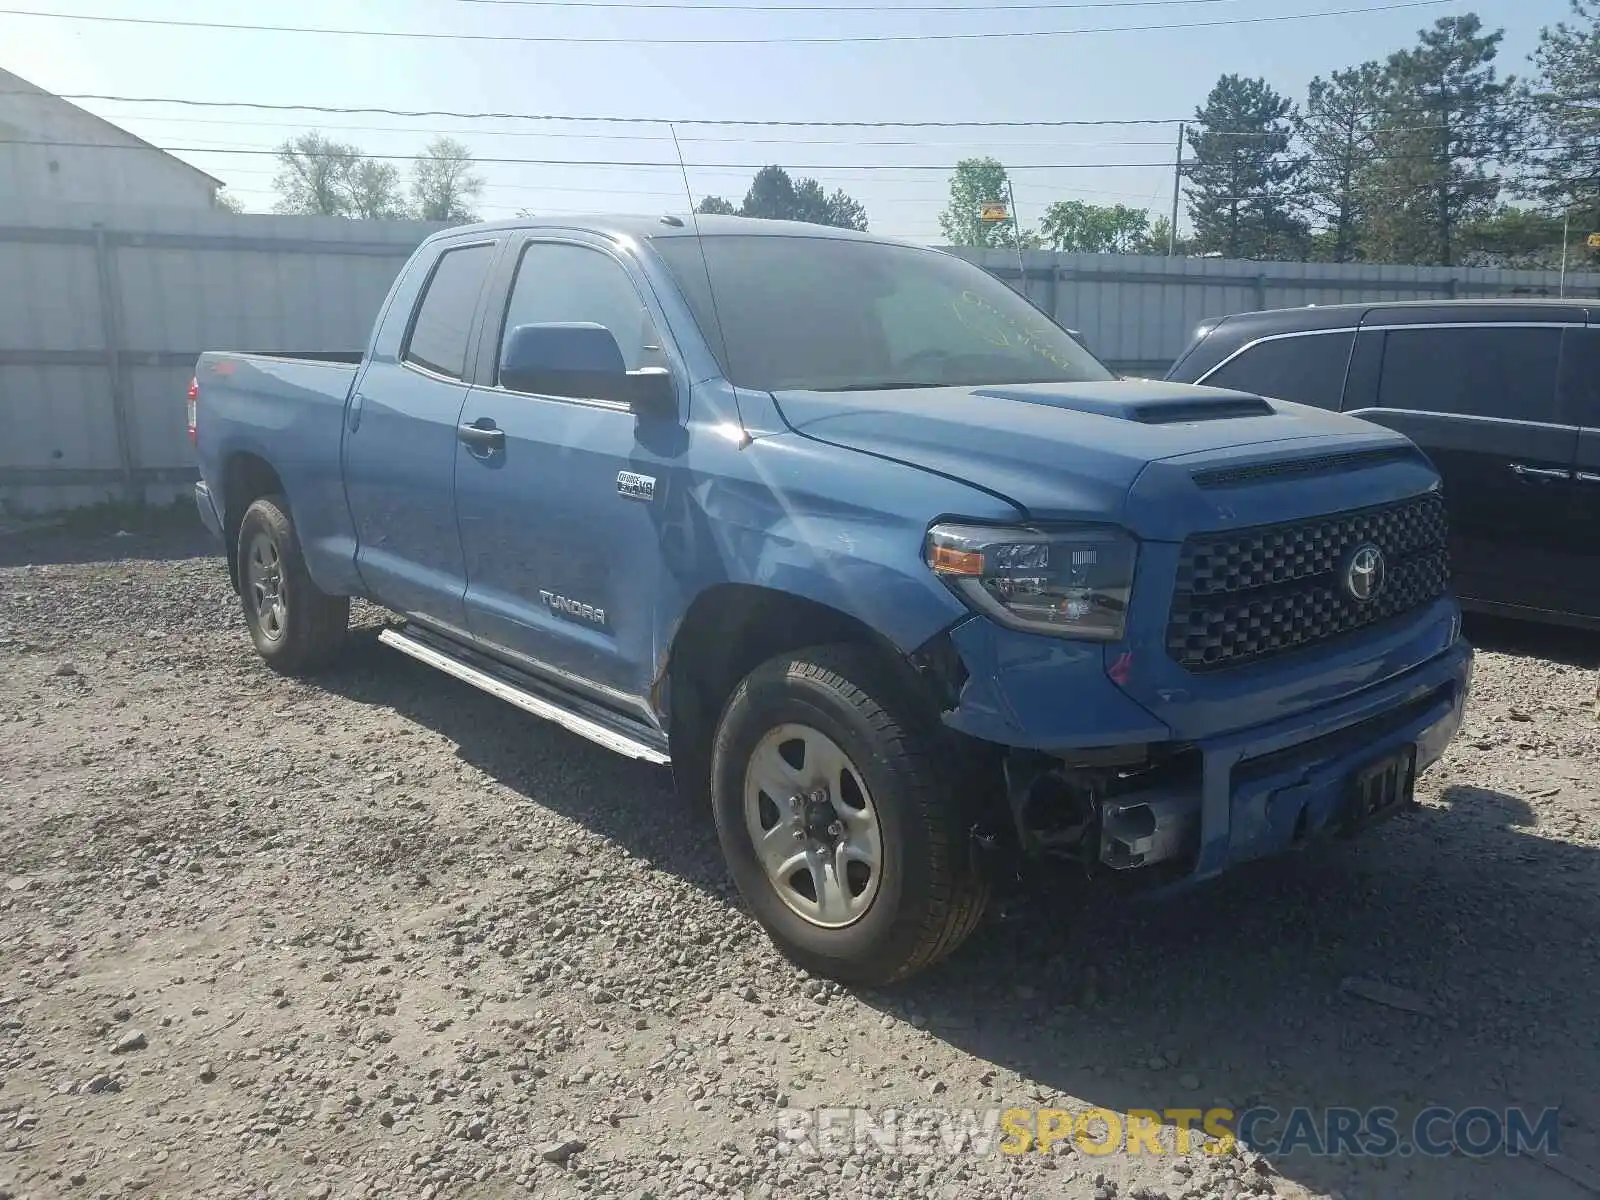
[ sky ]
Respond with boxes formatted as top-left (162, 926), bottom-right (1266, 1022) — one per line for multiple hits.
top-left (0, 0), bottom-right (1575, 240)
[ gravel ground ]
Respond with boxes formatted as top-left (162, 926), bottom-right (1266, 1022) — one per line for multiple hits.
top-left (4, 518), bottom-right (1600, 1200)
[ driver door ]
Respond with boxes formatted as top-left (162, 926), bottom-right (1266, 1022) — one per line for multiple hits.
top-left (453, 235), bottom-right (686, 704)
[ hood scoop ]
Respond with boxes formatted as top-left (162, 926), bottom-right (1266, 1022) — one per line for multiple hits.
top-left (971, 380), bottom-right (1274, 424)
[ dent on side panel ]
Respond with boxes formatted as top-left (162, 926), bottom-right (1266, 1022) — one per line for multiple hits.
top-left (651, 428), bottom-right (1007, 674)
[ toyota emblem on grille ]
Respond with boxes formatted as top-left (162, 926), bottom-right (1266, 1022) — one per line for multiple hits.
top-left (1343, 543), bottom-right (1385, 603)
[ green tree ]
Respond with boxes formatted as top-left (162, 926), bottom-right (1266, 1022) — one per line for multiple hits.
top-left (727, 165), bottom-right (869, 229)
top-left (1132, 214), bottom-right (1194, 255)
top-left (1037, 200), bottom-right (1151, 253)
top-left (213, 189), bottom-right (246, 214)
top-left (1185, 75), bottom-right (1308, 259)
top-left (695, 195), bottom-right (737, 215)
top-left (1457, 204), bottom-right (1568, 267)
top-left (937, 157), bottom-right (1023, 249)
top-left (1524, 0), bottom-right (1600, 259)
top-left (341, 160), bottom-right (407, 220)
top-left (1299, 63), bottom-right (1385, 262)
top-left (1363, 15), bottom-right (1517, 266)
top-left (411, 137), bottom-right (484, 223)
top-left (272, 132), bottom-right (361, 216)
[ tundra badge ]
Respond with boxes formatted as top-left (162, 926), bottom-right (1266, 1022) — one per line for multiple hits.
top-left (540, 590), bottom-right (606, 626)
top-left (616, 471), bottom-right (656, 502)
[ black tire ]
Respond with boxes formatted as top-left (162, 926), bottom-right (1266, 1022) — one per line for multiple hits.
top-left (236, 494), bottom-right (349, 675)
top-left (710, 644), bottom-right (990, 987)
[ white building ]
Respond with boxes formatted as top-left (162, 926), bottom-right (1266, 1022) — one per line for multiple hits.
top-left (0, 66), bottom-right (224, 209)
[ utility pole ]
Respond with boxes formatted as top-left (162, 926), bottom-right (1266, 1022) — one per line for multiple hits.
top-left (1006, 176), bottom-right (1026, 292)
top-left (1168, 121), bottom-right (1185, 257)
top-left (1560, 205), bottom-right (1571, 298)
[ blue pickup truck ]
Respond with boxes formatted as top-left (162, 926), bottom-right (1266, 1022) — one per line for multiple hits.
top-left (190, 215), bottom-right (1472, 985)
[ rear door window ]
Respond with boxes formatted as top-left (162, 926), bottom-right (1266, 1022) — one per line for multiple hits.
top-left (1204, 331), bottom-right (1355, 409)
top-left (403, 243), bottom-right (496, 380)
top-left (1375, 326), bottom-right (1562, 423)
top-left (1561, 327), bottom-right (1600, 427)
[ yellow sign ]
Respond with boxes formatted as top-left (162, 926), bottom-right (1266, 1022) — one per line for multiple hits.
top-left (978, 201), bottom-right (1011, 222)
top-left (1587, 233), bottom-right (1600, 248)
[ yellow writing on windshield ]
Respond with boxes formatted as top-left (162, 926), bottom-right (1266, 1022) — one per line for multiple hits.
top-left (951, 290), bottom-right (1078, 372)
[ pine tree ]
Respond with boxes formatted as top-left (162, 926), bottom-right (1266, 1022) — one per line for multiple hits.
top-left (1299, 64), bottom-right (1385, 262)
top-left (1524, 0), bottom-right (1600, 261)
top-left (1363, 15), bottom-right (1516, 266)
top-left (1184, 75), bottom-right (1307, 260)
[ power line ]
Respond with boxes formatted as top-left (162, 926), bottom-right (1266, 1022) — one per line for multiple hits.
top-left (18, 92), bottom-right (1532, 139)
top-left (9, 91), bottom-right (1193, 126)
top-left (1, 136), bottom-right (1565, 173)
top-left (454, 0), bottom-right (1236, 9)
top-left (89, 111), bottom-right (1178, 147)
top-left (0, 1), bottom-right (1456, 46)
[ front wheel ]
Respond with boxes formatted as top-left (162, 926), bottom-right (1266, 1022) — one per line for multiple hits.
top-left (710, 645), bottom-right (990, 986)
top-left (236, 494), bottom-right (349, 675)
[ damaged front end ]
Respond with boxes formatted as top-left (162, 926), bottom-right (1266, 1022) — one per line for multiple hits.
top-left (1001, 744), bottom-right (1202, 880)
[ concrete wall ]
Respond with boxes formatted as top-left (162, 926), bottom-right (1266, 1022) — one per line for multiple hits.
top-left (0, 69), bottom-right (222, 210)
top-left (4, 206), bottom-right (1600, 513)
top-left (0, 202), bottom-right (447, 512)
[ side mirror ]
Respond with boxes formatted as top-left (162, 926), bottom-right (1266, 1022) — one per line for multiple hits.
top-left (500, 322), bottom-right (675, 417)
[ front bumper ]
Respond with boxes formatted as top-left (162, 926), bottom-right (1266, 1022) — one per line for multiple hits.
top-left (943, 614), bottom-right (1472, 888)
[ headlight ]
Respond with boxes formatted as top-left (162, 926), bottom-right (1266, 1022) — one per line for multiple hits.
top-left (925, 522), bottom-right (1137, 641)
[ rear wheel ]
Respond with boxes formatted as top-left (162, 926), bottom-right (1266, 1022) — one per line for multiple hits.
top-left (236, 494), bottom-right (348, 675)
top-left (710, 644), bottom-right (989, 986)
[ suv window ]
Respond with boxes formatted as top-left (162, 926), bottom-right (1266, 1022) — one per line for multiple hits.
top-left (1562, 328), bottom-right (1600, 427)
top-left (499, 242), bottom-right (664, 385)
top-left (404, 243), bottom-right (495, 379)
top-left (1376, 326), bottom-right (1563, 423)
top-left (1204, 331), bottom-right (1354, 409)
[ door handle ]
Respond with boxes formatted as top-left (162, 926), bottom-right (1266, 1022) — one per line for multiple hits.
top-left (347, 392), bottom-right (365, 434)
top-left (1508, 462), bottom-right (1571, 481)
top-left (457, 421), bottom-right (506, 451)
top-left (1578, 472), bottom-right (1600, 485)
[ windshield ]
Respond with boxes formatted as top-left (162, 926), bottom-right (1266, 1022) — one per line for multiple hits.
top-left (650, 233), bottom-right (1115, 392)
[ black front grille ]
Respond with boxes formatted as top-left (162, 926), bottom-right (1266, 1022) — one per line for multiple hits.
top-left (1166, 492), bottom-right (1450, 671)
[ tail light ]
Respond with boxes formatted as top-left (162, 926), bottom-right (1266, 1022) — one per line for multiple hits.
top-left (187, 377), bottom-right (199, 445)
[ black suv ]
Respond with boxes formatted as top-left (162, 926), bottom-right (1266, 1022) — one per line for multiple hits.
top-left (1166, 300), bottom-right (1600, 630)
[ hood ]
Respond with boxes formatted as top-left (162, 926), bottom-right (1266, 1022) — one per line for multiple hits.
top-left (770, 380), bottom-right (1418, 534)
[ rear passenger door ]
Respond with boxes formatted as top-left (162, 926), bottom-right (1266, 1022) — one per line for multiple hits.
top-left (343, 237), bottom-right (499, 629)
top-left (1563, 324), bottom-right (1600, 621)
top-left (1342, 319), bottom-right (1580, 615)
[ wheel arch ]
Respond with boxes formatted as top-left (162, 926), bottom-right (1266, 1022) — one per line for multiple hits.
top-left (219, 452), bottom-right (287, 592)
top-left (661, 582), bottom-right (969, 797)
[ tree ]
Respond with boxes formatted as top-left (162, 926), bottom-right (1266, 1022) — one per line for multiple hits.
top-left (1299, 63), bottom-right (1385, 262)
top-left (412, 137), bottom-right (484, 223)
top-left (1363, 15), bottom-right (1517, 266)
top-left (1184, 75), bottom-right (1308, 260)
top-left (1456, 204), bottom-right (1568, 268)
top-left (937, 158), bottom-right (1023, 249)
top-left (1038, 200), bottom-right (1151, 253)
top-left (1132, 214), bottom-right (1195, 255)
top-left (1524, 0), bottom-right (1600, 257)
top-left (695, 195), bottom-right (737, 215)
top-left (272, 132), bottom-right (361, 216)
top-left (341, 160), bottom-right (407, 220)
top-left (719, 165), bottom-right (869, 229)
top-left (214, 189), bottom-right (246, 214)
top-left (825, 187), bottom-right (869, 232)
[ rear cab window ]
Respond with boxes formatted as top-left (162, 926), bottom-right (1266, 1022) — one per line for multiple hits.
top-left (403, 242), bottom-right (497, 380)
top-left (1203, 331), bottom-right (1356, 410)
